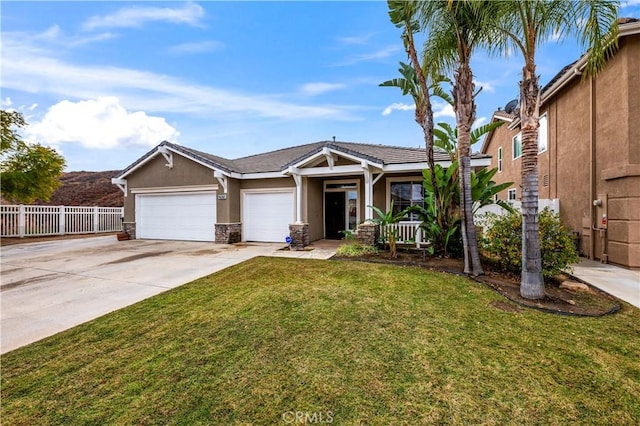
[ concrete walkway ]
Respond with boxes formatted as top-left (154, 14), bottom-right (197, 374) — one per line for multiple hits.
top-left (570, 259), bottom-right (640, 308)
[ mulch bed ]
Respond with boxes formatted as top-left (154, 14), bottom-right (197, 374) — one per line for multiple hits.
top-left (334, 250), bottom-right (620, 317)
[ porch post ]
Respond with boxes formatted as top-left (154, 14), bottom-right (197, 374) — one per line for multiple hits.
top-left (362, 162), bottom-right (373, 221)
top-left (292, 171), bottom-right (303, 223)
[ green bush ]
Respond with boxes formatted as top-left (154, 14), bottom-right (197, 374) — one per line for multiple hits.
top-left (336, 242), bottom-right (378, 257)
top-left (480, 209), bottom-right (579, 278)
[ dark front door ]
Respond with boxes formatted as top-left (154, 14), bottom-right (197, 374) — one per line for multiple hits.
top-left (325, 192), bottom-right (346, 239)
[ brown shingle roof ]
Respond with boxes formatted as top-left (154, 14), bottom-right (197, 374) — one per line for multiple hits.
top-left (116, 139), bottom-right (480, 179)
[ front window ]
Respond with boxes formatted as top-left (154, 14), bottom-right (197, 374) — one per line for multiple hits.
top-left (348, 190), bottom-right (357, 230)
top-left (390, 181), bottom-right (424, 220)
top-left (538, 114), bottom-right (548, 153)
top-left (498, 147), bottom-right (503, 172)
top-left (508, 188), bottom-right (517, 201)
top-left (512, 133), bottom-right (522, 159)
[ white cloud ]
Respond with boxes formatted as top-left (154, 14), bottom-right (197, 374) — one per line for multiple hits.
top-left (34, 24), bottom-right (116, 47)
top-left (167, 40), bottom-right (224, 55)
top-left (1, 32), bottom-right (353, 121)
top-left (26, 97), bottom-right (179, 149)
top-left (338, 33), bottom-right (375, 46)
top-left (472, 116), bottom-right (488, 129)
top-left (621, 0), bottom-right (640, 8)
top-left (382, 102), bottom-right (415, 116)
top-left (335, 45), bottom-right (403, 66)
top-left (83, 2), bottom-right (205, 31)
top-left (2, 97), bottom-right (12, 107)
top-left (299, 82), bottom-right (346, 96)
top-left (433, 103), bottom-right (455, 119)
top-left (474, 80), bottom-right (495, 93)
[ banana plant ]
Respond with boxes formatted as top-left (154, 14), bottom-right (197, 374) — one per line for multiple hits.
top-left (369, 201), bottom-right (408, 259)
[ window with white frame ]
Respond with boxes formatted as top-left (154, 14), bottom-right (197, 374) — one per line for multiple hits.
top-left (508, 188), bottom-right (517, 201)
top-left (389, 180), bottom-right (424, 220)
top-left (512, 133), bottom-right (522, 159)
top-left (538, 113), bottom-right (548, 153)
top-left (498, 146), bottom-right (503, 172)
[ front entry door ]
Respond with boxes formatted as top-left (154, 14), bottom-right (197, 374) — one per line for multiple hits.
top-left (325, 192), bottom-right (346, 239)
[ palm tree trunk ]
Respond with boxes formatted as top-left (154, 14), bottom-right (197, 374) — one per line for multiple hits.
top-left (403, 23), bottom-right (443, 253)
top-left (519, 65), bottom-right (545, 299)
top-left (455, 63), bottom-right (483, 276)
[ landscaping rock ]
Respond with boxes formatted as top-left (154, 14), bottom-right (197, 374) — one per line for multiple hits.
top-left (559, 281), bottom-right (590, 292)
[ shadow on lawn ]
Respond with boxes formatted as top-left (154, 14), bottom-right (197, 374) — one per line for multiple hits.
top-left (333, 251), bottom-right (620, 317)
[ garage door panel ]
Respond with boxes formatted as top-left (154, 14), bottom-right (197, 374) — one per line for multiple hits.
top-left (136, 192), bottom-right (216, 242)
top-left (243, 191), bottom-right (294, 242)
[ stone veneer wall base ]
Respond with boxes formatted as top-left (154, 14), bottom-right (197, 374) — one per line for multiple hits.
top-left (122, 222), bottom-right (136, 240)
top-left (356, 222), bottom-right (379, 246)
top-left (289, 223), bottom-right (309, 250)
top-left (215, 223), bottom-right (242, 244)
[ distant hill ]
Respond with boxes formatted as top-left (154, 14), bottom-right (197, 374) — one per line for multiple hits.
top-left (36, 170), bottom-right (124, 207)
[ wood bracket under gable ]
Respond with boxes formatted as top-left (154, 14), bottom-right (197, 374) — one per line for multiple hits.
top-left (112, 178), bottom-right (128, 196)
top-left (322, 147), bottom-right (336, 169)
top-left (157, 146), bottom-right (174, 169)
top-left (214, 171), bottom-right (228, 194)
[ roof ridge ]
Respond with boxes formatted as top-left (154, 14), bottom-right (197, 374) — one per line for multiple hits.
top-left (233, 141), bottom-right (327, 161)
top-left (334, 140), bottom-right (426, 152)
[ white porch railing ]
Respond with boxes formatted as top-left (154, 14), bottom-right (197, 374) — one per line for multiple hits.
top-left (0, 205), bottom-right (124, 238)
top-left (380, 221), bottom-right (429, 247)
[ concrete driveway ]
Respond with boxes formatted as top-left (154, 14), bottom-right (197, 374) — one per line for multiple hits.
top-left (1, 236), bottom-right (281, 354)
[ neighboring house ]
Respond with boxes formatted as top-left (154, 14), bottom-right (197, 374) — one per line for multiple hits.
top-left (480, 18), bottom-right (640, 268)
top-left (112, 140), bottom-right (490, 247)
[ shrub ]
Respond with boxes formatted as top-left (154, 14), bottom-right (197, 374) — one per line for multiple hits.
top-left (336, 242), bottom-right (378, 257)
top-left (481, 209), bottom-right (579, 278)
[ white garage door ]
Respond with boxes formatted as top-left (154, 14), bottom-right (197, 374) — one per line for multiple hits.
top-left (243, 191), bottom-right (294, 242)
top-left (136, 192), bottom-right (216, 242)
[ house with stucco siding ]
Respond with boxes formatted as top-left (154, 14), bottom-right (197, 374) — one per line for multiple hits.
top-left (480, 18), bottom-right (640, 269)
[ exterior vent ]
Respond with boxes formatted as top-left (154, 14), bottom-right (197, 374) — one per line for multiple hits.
top-left (543, 174), bottom-right (550, 187)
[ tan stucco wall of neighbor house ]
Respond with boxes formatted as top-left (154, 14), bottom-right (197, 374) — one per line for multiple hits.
top-left (483, 33), bottom-right (640, 268)
top-left (123, 153), bottom-right (218, 222)
top-left (485, 123), bottom-right (521, 201)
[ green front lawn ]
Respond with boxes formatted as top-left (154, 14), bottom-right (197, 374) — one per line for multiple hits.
top-left (2, 257), bottom-right (639, 425)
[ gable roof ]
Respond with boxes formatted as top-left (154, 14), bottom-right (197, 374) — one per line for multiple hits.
top-left (116, 139), bottom-right (476, 180)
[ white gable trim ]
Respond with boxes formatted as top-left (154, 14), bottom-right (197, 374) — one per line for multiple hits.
top-left (118, 145), bottom-right (241, 180)
top-left (291, 146), bottom-right (384, 171)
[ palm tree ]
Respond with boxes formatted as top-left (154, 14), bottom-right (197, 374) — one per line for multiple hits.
top-left (384, 0), bottom-right (450, 252)
top-left (491, 0), bottom-right (619, 299)
top-left (419, 0), bottom-right (499, 276)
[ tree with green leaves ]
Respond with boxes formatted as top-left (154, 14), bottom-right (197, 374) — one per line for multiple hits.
top-left (419, 0), bottom-right (501, 276)
top-left (1, 110), bottom-right (66, 203)
top-left (382, 0), bottom-right (454, 253)
top-left (490, 0), bottom-right (618, 299)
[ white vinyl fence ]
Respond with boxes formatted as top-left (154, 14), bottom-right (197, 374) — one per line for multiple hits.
top-left (0, 205), bottom-right (124, 238)
top-left (381, 221), bottom-right (430, 248)
top-left (474, 198), bottom-right (560, 228)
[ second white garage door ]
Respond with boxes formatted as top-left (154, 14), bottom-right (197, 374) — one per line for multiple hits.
top-left (136, 192), bottom-right (216, 242)
top-left (243, 191), bottom-right (295, 242)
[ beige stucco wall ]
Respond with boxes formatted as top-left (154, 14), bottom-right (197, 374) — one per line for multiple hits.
top-left (217, 177), bottom-right (240, 223)
top-left (239, 178), bottom-right (295, 190)
top-left (123, 153), bottom-right (218, 222)
top-left (305, 177), bottom-right (324, 241)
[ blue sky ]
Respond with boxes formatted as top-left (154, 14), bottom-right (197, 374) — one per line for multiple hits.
top-left (2, 1), bottom-right (639, 171)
